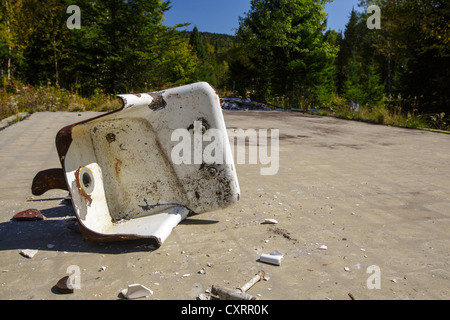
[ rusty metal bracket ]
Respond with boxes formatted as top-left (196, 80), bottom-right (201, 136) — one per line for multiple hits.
top-left (32, 168), bottom-right (68, 196)
top-left (32, 82), bottom-right (240, 248)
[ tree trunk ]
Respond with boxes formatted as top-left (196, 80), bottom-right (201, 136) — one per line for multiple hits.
top-left (6, 0), bottom-right (11, 81)
top-left (53, 38), bottom-right (59, 86)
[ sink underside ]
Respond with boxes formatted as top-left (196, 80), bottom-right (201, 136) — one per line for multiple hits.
top-left (32, 82), bottom-right (240, 248)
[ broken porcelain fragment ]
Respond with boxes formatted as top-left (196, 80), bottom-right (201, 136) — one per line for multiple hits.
top-left (259, 250), bottom-right (283, 266)
top-left (262, 219), bottom-right (278, 224)
top-left (121, 284), bottom-right (153, 299)
top-left (20, 249), bottom-right (38, 259)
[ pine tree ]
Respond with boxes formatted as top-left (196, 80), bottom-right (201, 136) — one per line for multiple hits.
top-left (361, 62), bottom-right (384, 107)
top-left (189, 26), bottom-right (206, 59)
top-left (233, 0), bottom-right (337, 107)
top-left (335, 8), bottom-right (360, 94)
top-left (342, 52), bottom-right (364, 104)
top-left (358, 0), bottom-right (449, 113)
top-left (63, 0), bottom-right (198, 94)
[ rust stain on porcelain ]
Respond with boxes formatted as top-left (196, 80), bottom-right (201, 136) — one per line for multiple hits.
top-left (74, 167), bottom-right (93, 205)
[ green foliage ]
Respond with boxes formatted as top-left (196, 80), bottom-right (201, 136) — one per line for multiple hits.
top-left (358, 0), bottom-right (449, 114)
top-left (0, 78), bottom-right (121, 120)
top-left (189, 26), bottom-right (206, 59)
top-left (0, 0), bottom-right (448, 132)
top-left (428, 112), bottom-right (448, 131)
top-left (0, 0), bottom-right (199, 95)
top-left (341, 54), bottom-right (384, 107)
top-left (183, 29), bottom-right (233, 89)
top-left (229, 0), bottom-right (337, 108)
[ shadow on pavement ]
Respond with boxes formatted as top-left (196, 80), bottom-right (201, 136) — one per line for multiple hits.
top-left (0, 198), bottom-right (219, 255)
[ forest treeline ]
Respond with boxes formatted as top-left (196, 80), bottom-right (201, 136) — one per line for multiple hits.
top-left (0, 0), bottom-right (449, 129)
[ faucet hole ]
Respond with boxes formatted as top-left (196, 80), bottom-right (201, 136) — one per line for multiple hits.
top-left (78, 167), bottom-right (95, 194)
top-left (82, 172), bottom-right (92, 189)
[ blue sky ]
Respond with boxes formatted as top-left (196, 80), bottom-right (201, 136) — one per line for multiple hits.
top-left (163, 0), bottom-right (363, 35)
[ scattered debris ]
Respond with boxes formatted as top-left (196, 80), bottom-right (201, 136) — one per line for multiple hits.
top-left (56, 276), bottom-right (74, 294)
top-left (197, 293), bottom-right (209, 300)
top-left (198, 268), bottom-right (206, 275)
top-left (64, 218), bottom-right (80, 233)
top-left (12, 209), bottom-right (44, 221)
top-left (99, 266), bottom-right (107, 272)
top-left (318, 245), bottom-right (328, 250)
top-left (47, 244), bottom-right (55, 249)
top-left (121, 284), bottom-right (153, 299)
top-left (344, 267), bottom-right (350, 272)
top-left (207, 269), bottom-right (268, 300)
top-left (20, 249), bottom-right (38, 259)
top-left (261, 219), bottom-right (278, 225)
top-left (348, 292), bottom-right (356, 300)
top-left (269, 226), bottom-right (297, 242)
top-left (259, 250), bottom-right (283, 266)
top-left (211, 285), bottom-right (257, 300)
top-left (220, 97), bottom-right (270, 111)
top-left (239, 270), bottom-right (265, 293)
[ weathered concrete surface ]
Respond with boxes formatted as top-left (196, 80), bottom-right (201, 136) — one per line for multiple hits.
top-left (0, 113), bottom-right (30, 132)
top-left (0, 111), bottom-right (448, 300)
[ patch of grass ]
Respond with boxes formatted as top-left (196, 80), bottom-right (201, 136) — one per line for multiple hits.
top-left (7, 114), bottom-right (24, 124)
top-left (317, 95), bottom-right (429, 130)
top-left (0, 79), bottom-right (122, 121)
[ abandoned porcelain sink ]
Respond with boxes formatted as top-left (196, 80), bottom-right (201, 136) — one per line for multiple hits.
top-left (32, 82), bottom-right (240, 247)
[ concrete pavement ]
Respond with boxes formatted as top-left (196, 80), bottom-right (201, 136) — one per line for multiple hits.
top-left (0, 111), bottom-right (448, 300)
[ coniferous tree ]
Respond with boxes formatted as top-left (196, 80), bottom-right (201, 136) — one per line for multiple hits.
top-left (337, 6), bottom-right (384, 107)
top-left (189, 26), bottom-right (206, 59)
top-left (358, 0), bottom-right (449, 113)
top-left (231, 0), bottom-right (337, 108)
top-left (0, 0), bottom-right (199, 94)
top-left (335, 8), bottom-right (360, 94)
